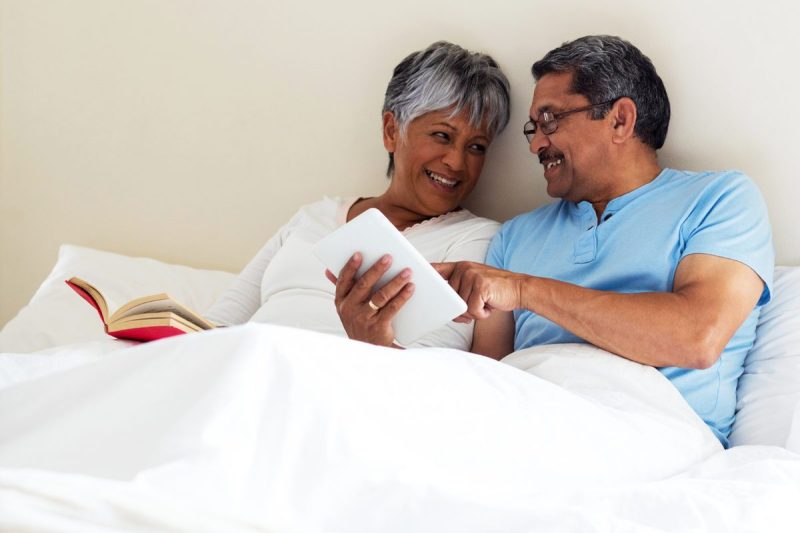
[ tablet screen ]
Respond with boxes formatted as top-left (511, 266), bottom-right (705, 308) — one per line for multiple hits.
top-left (312, 208), bottom-right (467, 344)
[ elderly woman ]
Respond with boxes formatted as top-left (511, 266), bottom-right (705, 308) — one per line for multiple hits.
top-left (205, 41), bottom-right (510, 350)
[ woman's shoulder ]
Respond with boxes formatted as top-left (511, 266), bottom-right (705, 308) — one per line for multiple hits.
top-left (429, 208), bottom-right (498, 226)
top-left (406, 209), bottom-right (499, 248)
top-left (289, 196), bottom-right (357, 226)
top-left (436, 208), bottom-right (501, 236)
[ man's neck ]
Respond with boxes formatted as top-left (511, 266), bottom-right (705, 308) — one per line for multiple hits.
top-left (590, 151), bottom-right (662, 220)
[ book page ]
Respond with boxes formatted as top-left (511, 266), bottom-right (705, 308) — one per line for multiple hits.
top-left (111, 296), bottom-right (215, 329)
top-left (107, 312), bottom-right (203, 333)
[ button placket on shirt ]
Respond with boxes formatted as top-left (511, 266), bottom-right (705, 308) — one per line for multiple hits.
top-left (573, 209), bottom-right (598, 263)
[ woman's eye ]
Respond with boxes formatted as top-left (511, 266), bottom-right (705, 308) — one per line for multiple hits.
top-left (470, 144), bottom-right (487, 154)
top-left (432, 131), bottom-right (449, 141)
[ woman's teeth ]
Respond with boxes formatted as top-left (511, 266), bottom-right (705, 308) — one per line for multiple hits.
top-left (426, 170), bottom-right (457, 187)
top-left (546, 158), bottom-right (564, 170)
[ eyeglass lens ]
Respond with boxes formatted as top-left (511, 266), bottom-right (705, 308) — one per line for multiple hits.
top-left (524, 113), bottom-right (556, 142)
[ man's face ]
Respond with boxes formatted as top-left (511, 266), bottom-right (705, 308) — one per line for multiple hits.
top-left (528, 72), bottom-right (611, 202)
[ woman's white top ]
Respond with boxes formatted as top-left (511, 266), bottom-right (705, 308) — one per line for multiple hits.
top-left (205, 197), bottom-right (499, 350)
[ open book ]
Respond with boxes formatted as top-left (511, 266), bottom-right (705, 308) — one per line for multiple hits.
top-left (66, 277), bottom-right (216, 342)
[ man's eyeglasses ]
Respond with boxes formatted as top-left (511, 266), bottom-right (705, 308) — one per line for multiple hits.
top-left (523, 99), bottom-right (619, 143)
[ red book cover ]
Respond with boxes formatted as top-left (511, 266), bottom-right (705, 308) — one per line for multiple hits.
top-left (65, 278), bottom-right (200, 342)
top-left (108, 325), bottom-right (187, 342)
top-left (66, 280), bottom-right (106, 325)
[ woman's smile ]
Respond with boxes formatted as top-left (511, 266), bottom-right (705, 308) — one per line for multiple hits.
top-left (425, 169), bottom-right (460, 192)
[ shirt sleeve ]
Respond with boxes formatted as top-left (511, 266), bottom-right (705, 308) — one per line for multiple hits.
top-left (680, 172), bottom-right (775, 305)
top-left (204, 222), bottom-right (293, 326)
top-left (485, 226), bottom-right (506, 269)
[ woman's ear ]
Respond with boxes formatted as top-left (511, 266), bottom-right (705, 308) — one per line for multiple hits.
top-left (610, 97), bottom-right (637, 144)
top-left (382, 111), bottom-right (398, 152)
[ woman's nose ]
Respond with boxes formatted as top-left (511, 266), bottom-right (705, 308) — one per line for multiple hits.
top-left (442, 146), bottom-right (466, 171)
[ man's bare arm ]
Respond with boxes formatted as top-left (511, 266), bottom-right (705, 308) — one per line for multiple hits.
top-left (436, 254), bottom-right (764, 368)
top-left (470, 310), bottom-right (515, 360)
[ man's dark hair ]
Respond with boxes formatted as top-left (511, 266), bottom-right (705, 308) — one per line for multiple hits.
top-left (532, 35), bottom-right (670, 150)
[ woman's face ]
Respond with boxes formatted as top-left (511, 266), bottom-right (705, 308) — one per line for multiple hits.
top-left (383, 109), bottom-right (492, 217)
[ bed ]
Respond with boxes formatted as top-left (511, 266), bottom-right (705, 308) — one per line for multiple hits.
top-left (1, 244), bottom-right (799, 532)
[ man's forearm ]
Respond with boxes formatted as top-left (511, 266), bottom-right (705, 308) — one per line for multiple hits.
top-left (437, 255), bottom-right (762, 367)
top-left (519, 276), bottom-right (729, 369)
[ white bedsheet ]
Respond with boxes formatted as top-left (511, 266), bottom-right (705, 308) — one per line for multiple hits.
top-left (1, 324), bottom-right (798, 532)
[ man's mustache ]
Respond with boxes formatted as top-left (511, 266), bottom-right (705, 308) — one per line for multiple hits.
top-left (538, 151), bottom-right (564, 164)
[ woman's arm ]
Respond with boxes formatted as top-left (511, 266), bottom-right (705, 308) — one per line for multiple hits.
top-left (204, 230), bottom-right (288, 326)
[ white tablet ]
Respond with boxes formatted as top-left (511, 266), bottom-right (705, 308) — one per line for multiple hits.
top-left (312, 208), bottom-right (467, 345)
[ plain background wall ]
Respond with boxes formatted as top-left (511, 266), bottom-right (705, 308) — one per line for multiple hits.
top-left (1, 0), bottom-right (799, 326)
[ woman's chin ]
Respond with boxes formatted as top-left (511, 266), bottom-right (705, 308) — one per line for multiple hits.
top-left (424, 198), bottom-right (461, 217)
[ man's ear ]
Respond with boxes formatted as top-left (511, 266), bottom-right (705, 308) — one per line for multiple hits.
top-left (383, 111), bottom-right (398, 152)
top-left (609, 97), bottom-right (637, 144)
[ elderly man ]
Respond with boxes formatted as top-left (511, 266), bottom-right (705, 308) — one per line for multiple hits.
top-left (435, 35), bottom-right (774, 447)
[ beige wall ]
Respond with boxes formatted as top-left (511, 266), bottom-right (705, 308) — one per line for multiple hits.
top-left (2, 0), bottom-right (799, 326)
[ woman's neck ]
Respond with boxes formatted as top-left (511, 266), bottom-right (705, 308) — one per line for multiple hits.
top-left (347, 195), bottom-right (442, 231)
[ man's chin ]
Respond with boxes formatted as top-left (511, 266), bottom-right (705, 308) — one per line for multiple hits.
top-left (545, 182), bottom-right (568, 200)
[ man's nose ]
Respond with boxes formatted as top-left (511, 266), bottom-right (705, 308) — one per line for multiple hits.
top-left (529, 128), bottom-right (550, 155)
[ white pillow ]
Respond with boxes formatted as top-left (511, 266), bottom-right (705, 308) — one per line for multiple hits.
top-left (787, 403), bottom-right (800, 454)
top-left (729, 266), bottom-right (800, 447)
top-left (0, 245), bottom-right (236, 353)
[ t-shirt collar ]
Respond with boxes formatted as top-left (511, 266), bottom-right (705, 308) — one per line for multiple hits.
top-left (569, 168), bottom-right (673, 219)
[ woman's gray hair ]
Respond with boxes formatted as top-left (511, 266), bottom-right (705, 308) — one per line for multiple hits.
top-left (532, 35), bottom-right (670, 150)
top-left (382, 41), bottom-right (511, 176)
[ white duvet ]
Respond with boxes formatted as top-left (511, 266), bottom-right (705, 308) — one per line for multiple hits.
top-left (1, 324), bottom-right (799, 532)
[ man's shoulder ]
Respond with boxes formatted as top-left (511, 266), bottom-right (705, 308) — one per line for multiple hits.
top-left (681, 170), bottom-right (767, 211)
top-left (665, 168), bottom-right (757, 193)
top-left (646, 169), bottom-right (763, 215)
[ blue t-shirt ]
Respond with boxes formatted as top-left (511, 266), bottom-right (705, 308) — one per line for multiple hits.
top-left (487, 169), bottom-right (774, 447)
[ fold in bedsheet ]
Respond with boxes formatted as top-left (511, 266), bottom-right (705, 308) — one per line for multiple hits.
top-left (0, 324), bottom-right (733, 531)
top-left (3, 446), bottom-right (799, 532)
